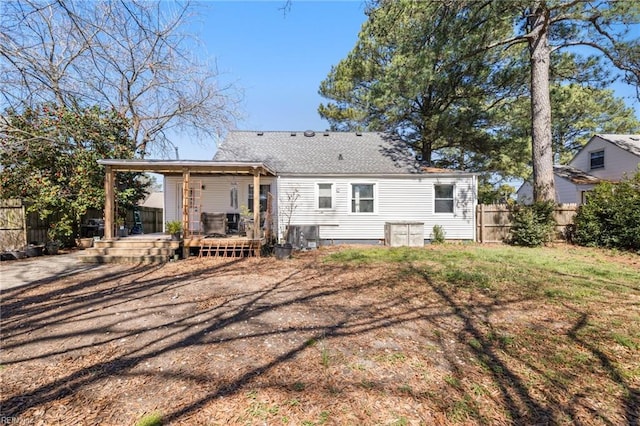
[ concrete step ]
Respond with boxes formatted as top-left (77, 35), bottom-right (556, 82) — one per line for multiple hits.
top-left (78, 254), bottom-right (173, 264)
top-left (87, 247), bottom-right (176, 256)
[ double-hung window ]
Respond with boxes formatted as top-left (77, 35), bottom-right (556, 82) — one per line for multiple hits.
top-left (318, 183), bottom-right (333, 209)
top-left (434, 184), bottom-right (454, 214)
top-left (351, 183), bottom-right (375, 213)
top-left (590, 150), bottom-right (604, 169)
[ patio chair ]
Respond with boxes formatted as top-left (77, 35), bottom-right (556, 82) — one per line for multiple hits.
top-left (201, 212), bottom-right (227, 237)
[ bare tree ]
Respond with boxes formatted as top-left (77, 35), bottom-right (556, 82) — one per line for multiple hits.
top-left (0, 0), bottom-right (240, 157)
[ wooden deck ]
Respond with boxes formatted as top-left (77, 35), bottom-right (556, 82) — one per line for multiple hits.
top-left (185, 235), bottom-right (264, 258)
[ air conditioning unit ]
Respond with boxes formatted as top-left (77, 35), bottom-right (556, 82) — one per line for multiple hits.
top-left (286, 225), bottom-right (319, 250)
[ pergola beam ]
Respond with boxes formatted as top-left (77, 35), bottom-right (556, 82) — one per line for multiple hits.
top-left (182, 168), bottom-right (191, 238)
top-left (97, 159), bottom-right (276, 176)
top-left (104, 165), bottom-right (115, 239)
top-left (253, 168), bottom-right (260, 237)
top-left (99, 160), bottom-right (276, 241)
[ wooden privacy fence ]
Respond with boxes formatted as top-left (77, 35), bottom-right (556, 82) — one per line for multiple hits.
top-left (0, 199), bottom-right (27, 251)
top-left (476, 203), bottom-right (578, 243)
top-left (0, 199), bottom-right (163, 250)
top-left (125, 206), bottom-right (163, 234)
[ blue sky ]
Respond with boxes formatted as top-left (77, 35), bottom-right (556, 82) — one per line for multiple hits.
top-left (171, 1), bottom-right (639, 161)
top-left (173, 1), bottom-right (368, 160)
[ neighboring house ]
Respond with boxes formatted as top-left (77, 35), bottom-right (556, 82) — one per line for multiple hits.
top-left (170, 131), bottom-right (476, 243)
top-left (140, 191), bottom-right (164, 209)
top-left (517, 134), bottom-right (640, 204)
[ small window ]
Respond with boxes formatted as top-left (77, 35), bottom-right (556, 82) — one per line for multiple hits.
top-left (590, 150), bottom-right (604, 169)
top-left (351, 184), bottom-right (374, 213)
top-left (434, 184), bottom-right (454, 213)
top-left (318, 183), bottom-right (333, 209)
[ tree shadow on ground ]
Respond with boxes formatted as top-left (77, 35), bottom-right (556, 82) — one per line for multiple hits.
top-left (1, 255), bottom-right (637, 424)
top-left (407, 265), bottom-right (553, 424)
top-left (566, 309), bottom-right (639, 425)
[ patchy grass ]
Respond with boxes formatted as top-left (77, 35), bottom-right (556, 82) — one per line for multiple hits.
top-left (135, 412), bottom-right (162, 426)
top-left (1, 243), bottom-right (638, 425)
top-left (326, 244), bottom-right (639, 300)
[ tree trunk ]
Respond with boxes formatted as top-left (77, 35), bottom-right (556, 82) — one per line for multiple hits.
top-left (421, 137), bottom-right (433, 166)
top-left (528, 3), bottom-right (555, 203)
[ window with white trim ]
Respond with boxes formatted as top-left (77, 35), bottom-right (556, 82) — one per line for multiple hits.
top-left (590, 150), bottom-right (604, 169)
top-left (434, 184), bottom-right (454, 213)
top-left (318, 183), bottom-right (333, 209)
top-left (351, 183), bottom-right (375, 213)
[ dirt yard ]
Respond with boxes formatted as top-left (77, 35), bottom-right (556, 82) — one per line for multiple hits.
top-left (1, 245), bottom-right (638, 425)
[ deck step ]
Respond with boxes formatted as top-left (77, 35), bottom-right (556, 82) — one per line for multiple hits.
top-left (79, 236), bottom-right (180, 263)
top-left (94, 239), bottom-right (180, 249)
top-left (78, 254), bottom-right (173, 264)
top-left (87, 247), bottom-right (176, 256)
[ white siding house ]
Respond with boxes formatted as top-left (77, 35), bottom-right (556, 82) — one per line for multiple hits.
top-left (163, 174), bottom-right (476, 242)
top-left (570, 135), bottom-right (640, 181)
top-left (197, 131), bottom-right (479, 243)
top-left (275, 175), bottom-right (476, 242)
top-left (517, 134), bottom-right (640, 204)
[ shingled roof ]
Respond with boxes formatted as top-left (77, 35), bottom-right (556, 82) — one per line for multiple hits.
top-left (213, 131), bottom-right (425, 175)
top-left (597, 134), bottom-right (640, 157)
top-left (554, 165), bottom-right (601, 184)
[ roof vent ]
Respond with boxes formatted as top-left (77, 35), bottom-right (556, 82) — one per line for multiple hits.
top-left (338, 154), bottom-right (344, 160)
top-left (355, 132), bottom-right (362, 136)
top-left (304, 130), bottom-right (315, 137)
top-left (257, 132), bottom-right (264, 136)
top-left (290, 132), bottom-right (297, 136)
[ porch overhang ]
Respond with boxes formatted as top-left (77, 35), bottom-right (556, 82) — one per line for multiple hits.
top-left (99, 159), bottom-right (276, 240)
top-left (97, 159), bottom-right (276, 176)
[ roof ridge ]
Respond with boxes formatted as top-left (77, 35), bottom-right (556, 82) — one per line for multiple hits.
top-left (573, 134), bottom-right (640, 158)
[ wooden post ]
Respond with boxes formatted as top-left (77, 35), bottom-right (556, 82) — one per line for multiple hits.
top-left (253, 168), bottom-right (260, 238)
top-left (182, 168), bottom-right (190, 237)
top-left (104, 165), bottom-right (115, 239)
top-left (479, 204), bottom-right (484, 243)
top-left (21, 201), bottom-right (27, 248)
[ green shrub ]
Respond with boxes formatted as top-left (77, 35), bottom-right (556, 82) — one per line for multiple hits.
top-left (508, 201), bottom-right (556, 247)
top-left (431, 224), bottom-right (446, 244)
top-left (573, 170), bottom-right (640, 251)
top-left (165, 220), bottom-right (182, 234)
